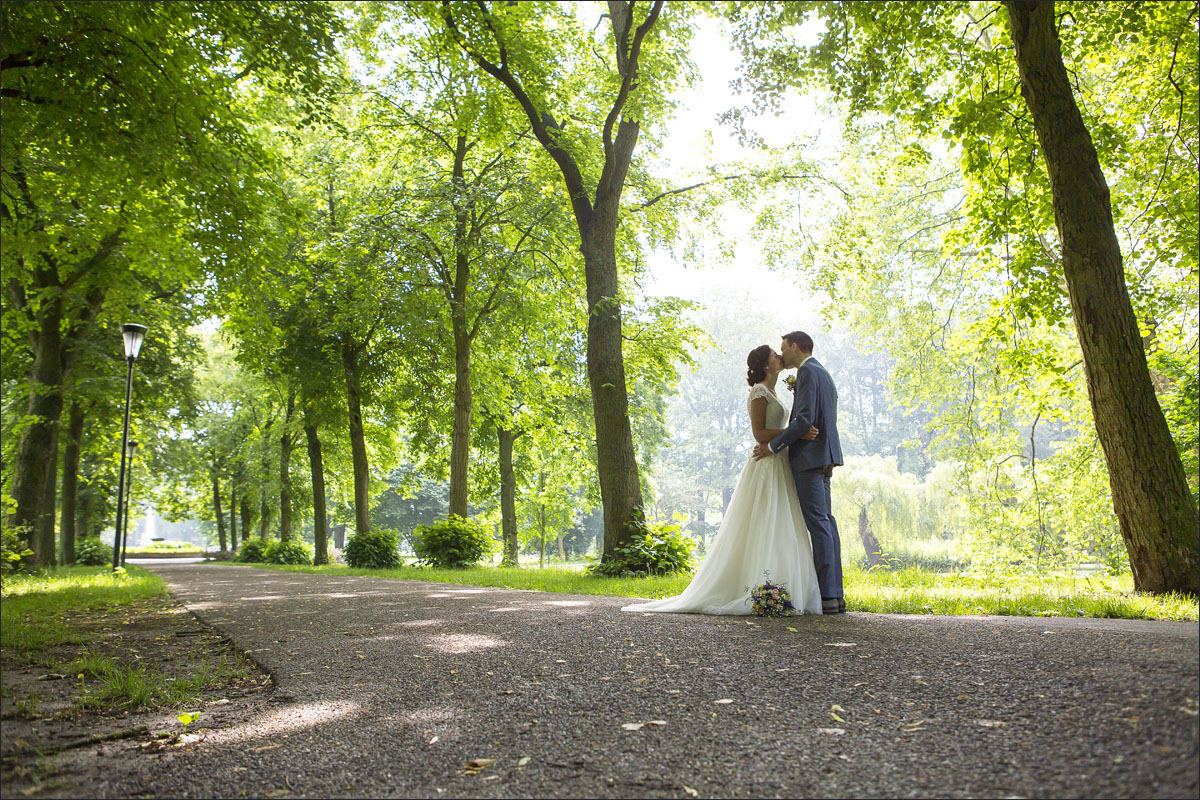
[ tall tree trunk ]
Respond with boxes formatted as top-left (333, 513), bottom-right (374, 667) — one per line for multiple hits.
top-left (229, 483), bottom-right (238, 553)
top-left (305, 417), bottom-right (329, 565)
top-left (38, 425), bottom-right (60, 566)
top-left (448, 134), bottom-right (473, 519)
top-left (580, 225), bottom-right (645, 561)
top-left (240, 495), bottom-right (252, 544)
top-left (259, 494), bottom-right (270, 540)
top-left (859, 505), bottom-right (884, 567)
top-left (498, 427), bottom-right (519, 567)
top-left (342, 341), bottom-right (371, 535)
top-left (538, 471), bottom-right (547, 568)
top-left (60, 402), bottom-right (85, 565)
top-left (212, 470), bottom-right (228, 555)
top-left (1006, 1), bottom-right (1199, 594)
top-left (279, 390), bottom-right (295, 542)
top-left (8, 303), bottom-right (66, 566)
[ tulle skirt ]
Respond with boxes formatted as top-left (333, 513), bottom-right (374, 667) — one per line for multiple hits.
top-left (623, 452), bottom-right (822, 616)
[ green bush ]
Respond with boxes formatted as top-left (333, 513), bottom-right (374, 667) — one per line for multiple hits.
top-left (264, 540), bottom-right (312, 565)
top-left (588, 521), bottom-right (695, 577)
top-left (235, 539), bottom-right (268, 563)
top-left (73, 538), bottom-right (112, 567)
top-left (412, 516), bottom-right (493, 569)
top-left (344, 529), bottom-right (402, 570)
top-left (2, 527), bottom-right (35, 572)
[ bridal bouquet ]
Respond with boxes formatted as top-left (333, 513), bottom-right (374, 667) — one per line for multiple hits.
top-left (749, 573), bottom-right (795, 617)
top-left (784, 375), bottom-right (796, 391)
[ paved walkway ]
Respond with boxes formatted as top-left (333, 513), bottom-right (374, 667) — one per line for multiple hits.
top-left (110, 564), bottom-right (1197, 798)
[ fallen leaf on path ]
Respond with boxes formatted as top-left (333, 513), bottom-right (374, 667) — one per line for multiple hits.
top-left (647, 720), bottom-right (667, 726)
top-left (976, 720), bottom-right (1005, 727)
top-left (683, 786), bottom-right (699, 798)
top-left (517, 757), bottom-right (531, 766)
top-left (714, 699), bottom-right (733, 705)
top-left (787, 627), bottom-right (797, 632)
top-left (825, 642), bottom-right (856, 647)
top-left (428, 736), bottom-right (439, 744)
top-left (466, 758), bottom-right (496, 769)
top-left (481, 775), bottom-right (499, 782)
top-left (817, 728), bottom-right (845, 735)
top-left (621, 723), bottom-right (646, 731)
top-left (830, 712), bottom-right (845, 723)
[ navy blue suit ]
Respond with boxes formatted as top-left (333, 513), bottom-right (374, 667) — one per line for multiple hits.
top-left (769, 357), bottom-right (844, 599)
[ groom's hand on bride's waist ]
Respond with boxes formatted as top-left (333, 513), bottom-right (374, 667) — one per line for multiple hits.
top-left (752, 442), bottom-right (773, 460)
top-left (753, 426), bottom-right (820, 460)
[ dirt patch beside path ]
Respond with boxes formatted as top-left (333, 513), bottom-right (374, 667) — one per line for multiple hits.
top-left (1, 589), bottom-right (272, 798)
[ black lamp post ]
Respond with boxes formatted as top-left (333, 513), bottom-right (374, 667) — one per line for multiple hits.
top-left (112, 323), bottom-right (147, 573)
top-left (120, 440), bottom-right (139, 568)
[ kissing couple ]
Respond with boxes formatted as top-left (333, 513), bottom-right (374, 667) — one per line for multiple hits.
top-left (624, 331), bottom-right (845, 616)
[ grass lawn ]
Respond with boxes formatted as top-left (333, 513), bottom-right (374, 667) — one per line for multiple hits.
top-left (1, 566), bottom-right (167, 657)
top-left (229, 561), bottom-right (1198, 622)
top-left (1, 566), bottom-right (250, 711)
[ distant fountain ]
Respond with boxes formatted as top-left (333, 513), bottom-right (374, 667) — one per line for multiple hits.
top-left (140, 508), bottom-right (158, 547)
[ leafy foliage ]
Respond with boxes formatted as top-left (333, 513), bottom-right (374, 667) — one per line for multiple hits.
top-left (263, 540), bottom-right (313, 566)
top-left (587, 520), bottom-right (695, 577)
top-left (2, 526), bottom-right (35, 572)
top-left (344, 530), bottom-right (402, 570)
top-left (412, 516), bottom-right (494, 569)
top-left (72, 538), bottom-right (111, 567)
top-left (235, 540), bottom-right (268, 564)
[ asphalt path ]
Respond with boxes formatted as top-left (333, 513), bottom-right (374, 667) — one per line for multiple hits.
top-left (108, 563), bottom-right (1198, 799)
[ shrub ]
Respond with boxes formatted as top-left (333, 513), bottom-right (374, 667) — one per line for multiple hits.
top-left (2, 527), bottom-right (35, 572)
top-left (344, 530), bottom-right (402, 570)
top-left (587, 521), bottom-right (695, 577)
top-left (73, 537), bottom-right (112, 567)
top-left (412, 516), bottom-right (494, 568)
top-left (235, 539), bottom-right (268, 563)
top-left (264, 540), bottom-right (312, 566)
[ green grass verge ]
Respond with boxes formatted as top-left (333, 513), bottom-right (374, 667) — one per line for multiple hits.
top-left (64, 652), bottom-right (250, 711)
top-left (228, 561), bottom-right (1197, 621)
top-left (1, 567), bottom-right (167, 661)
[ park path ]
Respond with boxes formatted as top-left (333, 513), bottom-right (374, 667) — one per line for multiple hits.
top-left (104, 563), bottom-right (1196, 799)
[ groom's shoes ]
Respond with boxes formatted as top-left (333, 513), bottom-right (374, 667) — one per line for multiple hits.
top-left (822, 597), bottom-right (845, 615)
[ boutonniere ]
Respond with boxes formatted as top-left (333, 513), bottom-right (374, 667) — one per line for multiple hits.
top-left (784, 375), bottom-right (796, 391)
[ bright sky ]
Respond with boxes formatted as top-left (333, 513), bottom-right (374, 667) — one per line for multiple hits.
top-left (642, 13), bottom-right (837, 323)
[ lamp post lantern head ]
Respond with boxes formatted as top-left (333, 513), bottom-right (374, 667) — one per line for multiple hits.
top-left (121, 323), bottom-right (147, 361)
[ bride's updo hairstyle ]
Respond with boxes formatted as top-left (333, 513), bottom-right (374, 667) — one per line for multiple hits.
top-left (746, 344), bottom-right (772, 386)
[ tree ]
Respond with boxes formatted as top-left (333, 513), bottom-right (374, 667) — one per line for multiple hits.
top-left (1, 1), bottom-right (342, 563)
top-left (430, 0), bottom-right (695, 559)
top-left (724, 0), bottom-right (1198, 593)
top-left (1002, 0), bottom-right (1196, 594)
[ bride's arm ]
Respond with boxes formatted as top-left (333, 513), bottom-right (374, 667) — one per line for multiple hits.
top-left (749, 398), bottom-right (783, 443)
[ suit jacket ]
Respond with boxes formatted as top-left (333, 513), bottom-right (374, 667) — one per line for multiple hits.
top-left (769, 357), bottom-right (843, 472)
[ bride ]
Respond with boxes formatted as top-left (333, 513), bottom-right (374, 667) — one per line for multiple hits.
top-left (623, 345), bottom-right (823, 616)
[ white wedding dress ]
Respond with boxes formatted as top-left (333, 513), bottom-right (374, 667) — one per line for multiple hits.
top-left (623, 383), bottom-right (823, 616)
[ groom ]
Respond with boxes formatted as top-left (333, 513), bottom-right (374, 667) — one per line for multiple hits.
top-left (753, 331), bottom-right (845, 614)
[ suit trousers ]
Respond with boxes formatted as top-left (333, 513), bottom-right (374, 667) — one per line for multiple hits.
top-left (794, 464), bottom-right (843, 599)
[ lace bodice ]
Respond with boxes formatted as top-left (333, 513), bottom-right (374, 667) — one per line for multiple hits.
top-left (748, 383), bottom-right (789, 429)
